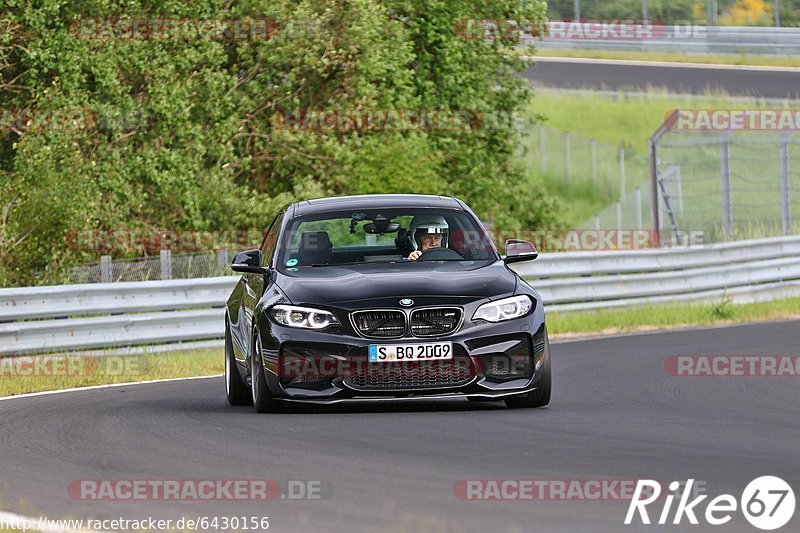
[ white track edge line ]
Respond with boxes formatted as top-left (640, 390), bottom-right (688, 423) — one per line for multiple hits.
top-left (0, 374), bottom-right (221, 402)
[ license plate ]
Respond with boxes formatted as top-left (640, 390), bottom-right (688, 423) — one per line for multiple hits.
top-left (368, 342), bottom-right (453, 362)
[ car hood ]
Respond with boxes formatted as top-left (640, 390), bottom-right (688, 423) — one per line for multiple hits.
top-left (275, 261), bottom-right (517, 308)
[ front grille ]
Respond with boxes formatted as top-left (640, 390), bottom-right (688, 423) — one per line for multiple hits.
top-left (351, 310), bottom-right (405, 338)
top-left (410, 307), bottom-right (462, 337)
top-left (344, 356), bottom-right (474, 390)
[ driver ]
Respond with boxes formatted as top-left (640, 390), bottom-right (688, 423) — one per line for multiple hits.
top-left (407, 215), bottom-right (449, 261)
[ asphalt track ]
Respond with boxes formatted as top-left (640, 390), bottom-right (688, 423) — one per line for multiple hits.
top-left (1, 320), bottom-right (799, 533)
top-left (523, 58), bottom-right (800, 99)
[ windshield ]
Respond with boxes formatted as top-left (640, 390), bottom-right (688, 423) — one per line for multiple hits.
top-left (276, 208), bottom-right (497, 269)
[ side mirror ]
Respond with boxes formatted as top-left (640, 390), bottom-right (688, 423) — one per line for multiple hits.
top-left (504, 239), bottom-right (538, 264)
top-left (231, 249), bottom-right (266, 274)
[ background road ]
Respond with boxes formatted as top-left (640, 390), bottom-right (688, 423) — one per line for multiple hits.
top-left (524, 58), bottom-right (800, 99)
top-left (1, 320), bottom-right (799, 532)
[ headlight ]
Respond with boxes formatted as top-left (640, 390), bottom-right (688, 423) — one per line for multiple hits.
top-left (270, 305), bottom-right (340, 329)
top-left (472, 295), bottom-right (533, 323)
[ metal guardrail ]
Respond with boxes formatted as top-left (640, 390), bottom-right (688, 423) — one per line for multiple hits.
top-left (535, 25), bottom-right (800, 55)
top-left (0, 277), bottom-right (236, 321)
top-left (2, 235), bottom-right (800, 355)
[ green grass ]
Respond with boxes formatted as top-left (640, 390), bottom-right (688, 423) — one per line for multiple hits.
top-left (525, 88), bottom-right (781, 153)
top-left (517, 88), bottom-right (798, 230)
top-left (0, 348), bottom-right (222, 398)
top-left (548, 296), bottom-right (800, 337)
top-left (534, 49), bottom-right (800, 68)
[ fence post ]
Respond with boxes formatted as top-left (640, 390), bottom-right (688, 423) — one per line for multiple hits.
top-left (720, 138), bottom-right (732, 241)
top-left (100, 255), bottom-right (112, 283)
top-left (217, 249), bottom-right (230, 273)
top-left (591, 139), bottom-right (597, 186)
top-left (160, 249), bottom-right (172, 280)
top-left (565, 132), bottom-right (571, 184)
top-left (593, 214), bottom-right (600, 230)
top-left (780, 139), bottom-right (791, 235)
top-left (616, 201), bottom-right (623, 247)
top-left (635, 187), bottom-right (643, 229)
top-left (539, 125), bottom-right (546, 173)
top-left (619, 143), bottom-right (626, 202)
top-left (649, 140), bottom-right (661, 246)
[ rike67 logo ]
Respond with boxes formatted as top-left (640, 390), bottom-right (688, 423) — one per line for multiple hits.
top-left (626, 477), bottom-right (796, 530)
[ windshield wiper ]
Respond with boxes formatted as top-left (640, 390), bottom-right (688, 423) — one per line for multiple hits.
top-left (303, 260), bottom-right (402, 268)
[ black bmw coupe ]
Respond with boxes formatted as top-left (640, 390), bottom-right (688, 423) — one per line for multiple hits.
top-left (225, 194), bottom-right (550, 411)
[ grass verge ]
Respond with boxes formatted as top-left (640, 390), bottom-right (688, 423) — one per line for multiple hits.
top-left (548, 296), bottom-right (800, 338)
top-left (518, 88), bottom-right (786, 228)
top-left (525, 87), bottom-right (779, 152)
top-left (533, 49), bottom-right (800, 68)
top-left (0, 347), bottom-right (222, 398)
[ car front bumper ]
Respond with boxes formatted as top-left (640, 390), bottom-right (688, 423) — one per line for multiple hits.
top-left (254, 310), bottom-right (549, 402)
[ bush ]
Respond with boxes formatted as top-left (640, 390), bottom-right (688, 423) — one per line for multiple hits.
top-left (0, 0), bottom-right (559, 286)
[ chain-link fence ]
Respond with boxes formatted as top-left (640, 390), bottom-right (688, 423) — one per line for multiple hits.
top-left (521, 122), bottom-right (653, 230)
top-left (68, 250), bottom-right (233, 283)
top-left (654, 128), bottom-right (800, 244)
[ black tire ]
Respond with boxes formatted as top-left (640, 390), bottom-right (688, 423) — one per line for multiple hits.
top-left (250, 329), bottom-right (282, 413)
top-left (504, 337), bottom-right (552, 409)
top-left (225, 319), bottom-right (252, 406)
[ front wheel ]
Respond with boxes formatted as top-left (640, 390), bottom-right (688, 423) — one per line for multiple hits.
top-left (225, 320), bottom-right (252, 406)
top-left (505, 336), bottom-right (552, 409)
top-left (250, 329), bottom-right (282, 413)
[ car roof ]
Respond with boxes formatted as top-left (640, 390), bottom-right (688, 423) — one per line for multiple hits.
top-left (292, 194), bottom-right (462, 217)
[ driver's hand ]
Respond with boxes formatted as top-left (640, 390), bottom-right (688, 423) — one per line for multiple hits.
top-left (408, 250), bottom-right (422, 261)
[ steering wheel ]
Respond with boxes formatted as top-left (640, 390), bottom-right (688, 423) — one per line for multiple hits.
top-left (418, 247), bottom-right (464, 261)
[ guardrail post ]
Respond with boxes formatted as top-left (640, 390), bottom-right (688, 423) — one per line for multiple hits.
top-left (591, 139), bottom-right (597, 186)
top-left (565, 132), bottom-right (571, 184)
top-left (539, 125), bottom-right (546, 173)
top-left (100, 256), bottom-right (112, 283)
top-left (781, 139), bottom-right (791, 235)
top-left (619, 143), bottom-right (626, 202)
top-left (160, 249), bottom-right (172, 280)
top-left (721, 138), bottom-right (732, 241)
